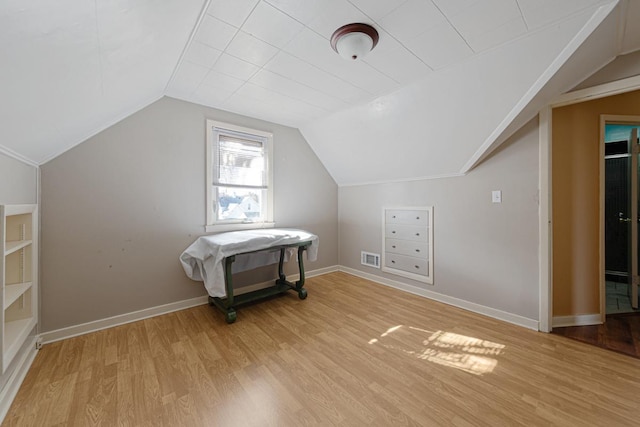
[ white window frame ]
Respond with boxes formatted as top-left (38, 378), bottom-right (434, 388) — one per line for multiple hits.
top-left (205, 120), bottom-right (274, 232)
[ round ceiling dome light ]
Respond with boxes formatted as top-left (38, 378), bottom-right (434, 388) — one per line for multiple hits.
top-left (330, 23), bottom-right (379, 61)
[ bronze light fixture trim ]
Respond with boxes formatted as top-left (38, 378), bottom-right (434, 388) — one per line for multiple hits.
top-left (330, 23), bottom-right (379, 60)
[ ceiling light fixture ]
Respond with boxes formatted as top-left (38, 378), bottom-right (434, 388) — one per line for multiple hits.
top-left (330, 23), bottom-right (379, 61)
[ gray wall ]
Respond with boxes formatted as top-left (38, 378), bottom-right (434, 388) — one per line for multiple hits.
top-left (40, 97), bottom-right (338, 332)
top-left (338, 118), bottom-right (540, 320)
top-left (0, 153), bottom-right (37, 204)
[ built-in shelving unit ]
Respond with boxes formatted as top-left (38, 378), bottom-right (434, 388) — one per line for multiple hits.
top-left (382, 206), bottom-right (433, 284)
top-left (1, 204), bottom-right (37, 373)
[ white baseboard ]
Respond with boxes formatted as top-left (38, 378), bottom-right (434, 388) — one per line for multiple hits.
top-left (0, 336), bottom-right (38, 424)
top-left (41, 263), bottom-right (536, 345)
top-left (298, 264), bottom-right (341, 278)
top-left (40, 295), bottom-right (209, 345)
top-left (339, 266), bottom-right (540, 331)
top-left (40, 265), bottom-right (340, 345)
top-left (552, 314), bottom-right (602, 328)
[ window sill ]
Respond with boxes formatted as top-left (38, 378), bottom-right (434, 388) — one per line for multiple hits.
top-left (205, 222), bottom-right (275, 233)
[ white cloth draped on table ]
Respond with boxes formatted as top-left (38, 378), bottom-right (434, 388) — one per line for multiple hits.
top-left (180, 228), bottom-right (319, 297)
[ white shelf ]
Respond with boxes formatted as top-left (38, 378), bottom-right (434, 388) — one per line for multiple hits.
top-left (1, 204), bottom-right (37, 374)
top-left (4, 240), bottom-right (32, 256)
top-left (3, 317), bottom-right (37, 369)
top-left (4, 282), bottom-right (32, 309)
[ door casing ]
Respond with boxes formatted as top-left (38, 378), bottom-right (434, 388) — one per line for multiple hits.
top-left (539, 74), bottom-right (640, 332)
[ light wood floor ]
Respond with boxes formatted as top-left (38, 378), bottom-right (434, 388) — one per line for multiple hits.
top-left (4, 272), bottom-right (640, 426)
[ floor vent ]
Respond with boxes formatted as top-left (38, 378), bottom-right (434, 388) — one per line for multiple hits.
top-left (361, 251), bottom-right (380, 268)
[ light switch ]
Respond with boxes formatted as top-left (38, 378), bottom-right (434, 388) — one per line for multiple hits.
top-left (492, 190), bottom-right (502, 203)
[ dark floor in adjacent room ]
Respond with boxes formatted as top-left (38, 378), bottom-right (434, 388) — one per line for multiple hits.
top-left (552, 312), bottom-right (640, 359)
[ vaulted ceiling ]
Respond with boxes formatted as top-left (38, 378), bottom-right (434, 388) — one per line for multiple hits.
top-left (1, 0), bottom-right (638, 185)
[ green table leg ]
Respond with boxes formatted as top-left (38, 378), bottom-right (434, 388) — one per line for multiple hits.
top-left (208, 255), bottom-right (238, 323)
top-left (295, 245), bottom-right (308, 299)
top-left (274, 244), bottom-right (309, 299)
top-left (209, 243), bottom-right (312, 323)
top-left (224, 255), bottom-right (235, 307)
top-left (278, 248), bottom-right (286, 282)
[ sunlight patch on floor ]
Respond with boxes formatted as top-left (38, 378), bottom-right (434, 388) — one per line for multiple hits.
top-left (369, 325), bottom-right (505, 375)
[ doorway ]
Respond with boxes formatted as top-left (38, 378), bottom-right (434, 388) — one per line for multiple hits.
top-left (541, 83), bottom-right (640, 333)
top-left (603, 120), bottom-right (640, 314)
top-left (550, 118), bottom-right (640, 359)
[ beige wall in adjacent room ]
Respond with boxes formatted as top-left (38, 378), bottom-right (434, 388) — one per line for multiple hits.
top-left (338, 118), bottom-right (540, 321)
top-left (40, 97), bottom-right (338, 332)
top-left (552, 89), bottom-right (640, 316)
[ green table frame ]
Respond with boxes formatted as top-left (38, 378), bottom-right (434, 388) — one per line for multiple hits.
top-left (208, 242), bottom-right (311, 323)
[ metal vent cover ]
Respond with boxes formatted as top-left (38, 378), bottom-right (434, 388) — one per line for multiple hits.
top-left (361, 251), bottom-right (380, 268)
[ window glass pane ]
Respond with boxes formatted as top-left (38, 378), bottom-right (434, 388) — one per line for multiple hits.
top-left (206, 121), bottom-right (272, 228)
top-left (215, 186), bottom-right (264, 221)
top-left (217, 135), bottom-right (265, 187)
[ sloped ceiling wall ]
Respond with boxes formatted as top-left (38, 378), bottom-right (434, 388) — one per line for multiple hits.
top-left (300, 2), bottom-right (619, 185)
top-left (0, 0), bottom-right (635, 186)
top-left (0, 0), bottom-right (203, 165)
top-left (463, 1), bottom-right (621, 172)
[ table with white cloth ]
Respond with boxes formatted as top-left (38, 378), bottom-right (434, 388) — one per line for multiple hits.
top-left (180, 228), bottom-right (319, 323)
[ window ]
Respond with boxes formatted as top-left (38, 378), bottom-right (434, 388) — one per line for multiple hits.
top-left (206, 120), bottom-right (273, 232)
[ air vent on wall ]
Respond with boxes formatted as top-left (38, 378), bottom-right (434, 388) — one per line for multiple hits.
top-left (361, 251), bottom-right (380, 268)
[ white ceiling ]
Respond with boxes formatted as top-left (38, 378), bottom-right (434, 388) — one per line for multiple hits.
top-left (166, 0), bottom-right (613, 127)
top-left (0, 0), bottom-right (203, 164)
top-left (302, 3), bottom-right (622, 185)
top-left (1, 0), bottom-right (638, 184)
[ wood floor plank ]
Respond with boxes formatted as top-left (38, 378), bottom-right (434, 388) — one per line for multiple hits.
top-left (5, 272), bottom-right (640, 426)
top-left (553, 312), bottom-right (640, 358)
